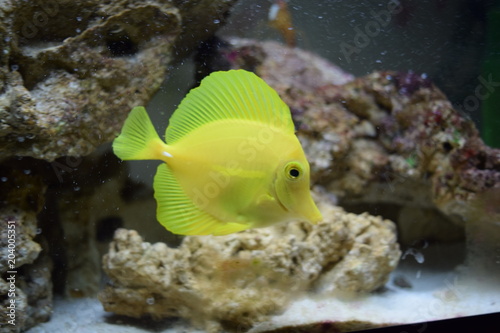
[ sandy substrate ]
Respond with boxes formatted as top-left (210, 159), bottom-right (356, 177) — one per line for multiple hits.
top-left (27, 243), bottom-right (500, 333)
top-left (26, 297), bottom-right (201, 333)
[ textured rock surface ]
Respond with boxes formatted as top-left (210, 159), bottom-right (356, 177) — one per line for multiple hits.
top-left (99, 193), bottom-right (400, 332)
top-left (0, 1), bottom-right (238, 330)
top-left (202, 37), bottom-right (354, 88)
top-left (35, 149), bottom-right (178, 298)
top-left (0, 150), bottom-right (179, 332)
top-left (215, 38), bottom-right (500, 245)
top-left (294, 72), bottom-right (499, 220)
top-left (0, 162), bottom-right (52, 332)
top-left (0, 0), bottom-right (237, 161)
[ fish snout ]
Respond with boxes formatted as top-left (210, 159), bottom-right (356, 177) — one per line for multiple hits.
top-left (305, 208), bottom-right (323, 225)
top-left (297, 197), bottom-right (323, 225)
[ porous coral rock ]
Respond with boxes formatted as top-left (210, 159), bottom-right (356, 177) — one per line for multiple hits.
top-left (0, 0), bottom-right (237, 161)
top-left (295, 71), bottom-right (500, 235)
top-left (0, 1), bottom-right (237, 329)
top-left (36, 149), bottom-right (176, 298)
top-left (217, 38), bottom-right (354, 88)
top-left (214, 38), bottom-right (500, 244)
top-left (0, 163), bottom-right (52, 332)
top-left (0, 279), bottom-right (29, 333)
top-left (99, 193), bottom-right (400, 332)
top-left (0, 208), bottom-right (41, 272)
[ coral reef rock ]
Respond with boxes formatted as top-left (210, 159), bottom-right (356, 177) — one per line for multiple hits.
top-left (215, 38), bottom-right (500, 245)
top-left (0, 1), bottom-right (236, 330)
top-left (0, 0), bottom-right (237, 161)
top-left (99, 193), bottom-right (400, 333)
top-left (0, 161), bottom-right (52, 333)
top-left (0, 149), bottom-right (178, 332)
top-left (208, 37), bottom-right (354, 88)
top-left (35, 149), bottom-right (177, 298)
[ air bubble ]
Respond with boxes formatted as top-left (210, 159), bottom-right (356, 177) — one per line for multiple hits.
top-left (36, 228), bottom-right (42, 235)
top-left (76, 16), bottom-right (83, 22)
top-left (10, 64), bottom-right (19, 71)
top-left (146, 297), bottom-right (155, 305)
top-left (213, 19), bottom-right (220, 24)
top-left (23, 169), bottom-right (31, 175)
top-left (1, 177), bottom-right (7, 182)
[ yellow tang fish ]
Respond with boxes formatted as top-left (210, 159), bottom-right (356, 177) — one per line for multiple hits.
top-left (112, 70), bottom-right (322, 235)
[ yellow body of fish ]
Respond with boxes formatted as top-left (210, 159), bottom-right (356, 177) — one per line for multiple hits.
top-left (113, 70), bottom-right (322, 235)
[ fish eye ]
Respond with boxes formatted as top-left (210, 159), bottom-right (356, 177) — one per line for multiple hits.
top-left (289, 168), bottom-right (300, 178)
top-left (285, 162), bottom-right (302, 180)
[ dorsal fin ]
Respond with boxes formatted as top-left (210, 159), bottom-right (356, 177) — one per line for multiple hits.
top-left (165, 70), bottom-right (294, 144)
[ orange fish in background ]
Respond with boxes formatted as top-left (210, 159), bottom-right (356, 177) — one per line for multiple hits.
top-left (268, 0), bottom-right (296, 47)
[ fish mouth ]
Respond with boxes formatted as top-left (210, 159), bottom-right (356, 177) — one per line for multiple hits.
top-left (276, 194), bottom-right (323, 225)
top-left (297, 193), bottom-right (323, 224)
top-left (272, 177), bottom-right (323, 224)
top-left (303, 206), bottom-right (323, 224)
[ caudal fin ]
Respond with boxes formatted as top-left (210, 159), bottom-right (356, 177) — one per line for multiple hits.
top-left (113, 106), bottom-right (166, 161)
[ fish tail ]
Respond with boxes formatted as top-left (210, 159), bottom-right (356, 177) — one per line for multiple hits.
top-left (113, 106), bottom-right (169, 161)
